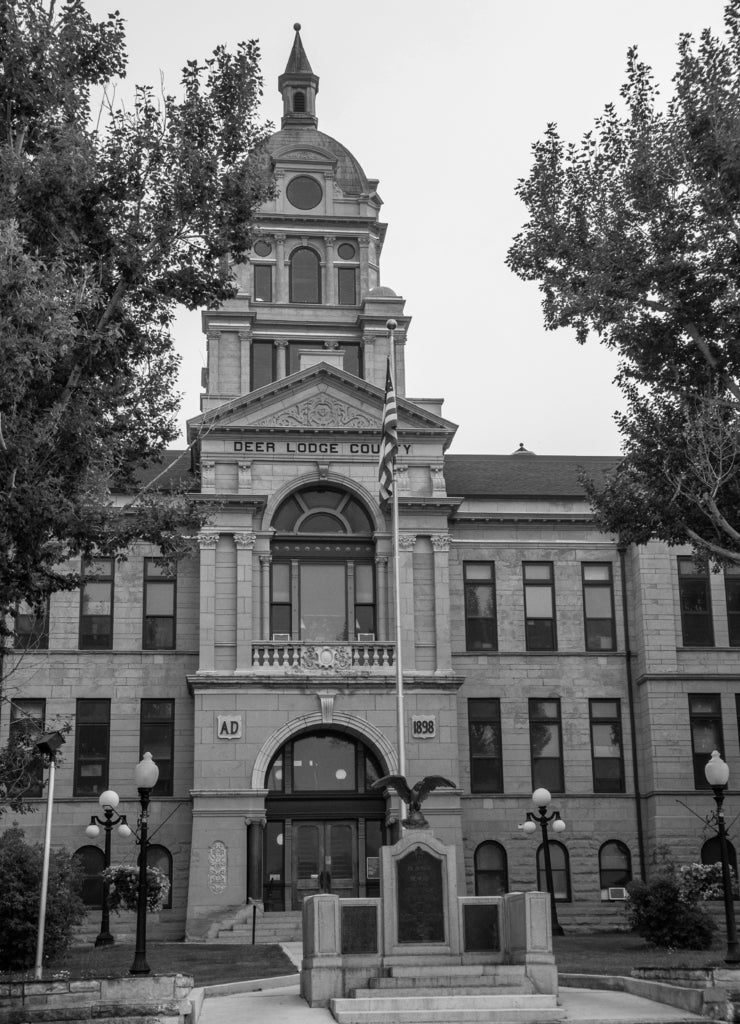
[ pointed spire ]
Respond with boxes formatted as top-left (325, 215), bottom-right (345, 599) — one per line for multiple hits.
top-left (278, 23), bottom-right (320, 128)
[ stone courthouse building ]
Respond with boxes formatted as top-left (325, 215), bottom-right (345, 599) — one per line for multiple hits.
top-left (5, 27), bottom-right (740, 939)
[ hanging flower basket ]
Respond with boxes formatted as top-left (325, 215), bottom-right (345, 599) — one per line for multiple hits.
top-left (102, 864), bottom-right (170, 913)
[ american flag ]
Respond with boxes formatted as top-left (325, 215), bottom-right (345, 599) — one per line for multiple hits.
top-left (378, 359), bottom-right (398, 503)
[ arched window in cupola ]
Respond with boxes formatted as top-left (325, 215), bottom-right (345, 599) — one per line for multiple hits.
top-left (290, 246), bottom-right (321, 304)
top-left (293, 90), bottom-right (306, 112)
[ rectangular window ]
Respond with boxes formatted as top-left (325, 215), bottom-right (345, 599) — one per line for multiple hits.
top-left (270, 561), bottom-right (292, 639)
top-left (251, 340), bottom-right (275, 390)
top-left (529, 698), bottom-right (564, 792)
top-left (143, 559), bottom-right (176, 650)
top-left (523, 562), bottom-right (556, 651)
top-left (74, 699), bottom-right (110, 796)
top-left (354, 562), bottom-right (376, 637)
top-left (464, 562), bottom-right (497, 651)
top-left (725, 566), bottom-right (740, 647)
top-left (337, 266), bottom-right (356, 305)
top-left (253, 264), bottom-right (273, 302)
top-left (582, 563), bottom-right (616, 651)
top-left (689, 694), bottom-right (723, 789)
top-left (589, 699), bottom-right (625, 792)
top-left (79, 557), bottom-right (114, 650)
top-left (14, 599), bottom-right (49, 650)
top-left (9, 698), bottom-right (46, 798)
top-left (468, 699), bottom-right (503, 792)
top-left (140, 699), bottom-right (174, 797)
top-left (678, 557), bottom-right (714, 647)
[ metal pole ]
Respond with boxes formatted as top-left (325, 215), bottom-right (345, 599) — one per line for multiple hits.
top-left (713, 786), bottom-right (740, 964)
top-left (34, 754), bottom-right (56, 980)
top-left (539, 810), bottom-right (564, 937)
top-left (96, 809), bottom-right (114, 947)
top-left (129, 788), bottom-right (151, 975)
top-left (387, 320), bottom-right (405, 786)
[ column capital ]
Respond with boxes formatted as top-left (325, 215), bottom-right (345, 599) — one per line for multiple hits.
top-left (274, 233), bottom-right (286, 243)
top-left (237, 328), bottom-right (252, 342)
top-left (198, 531), bottom-right (219, 550)
top-left (259, 554), bottom-right (272, 567)
top-left (398, 534), bottom-right (417, 551)
top-left (235, 532), bottom-right (257, 550)
top-left (374, 554), bottom-right (389, 567)
top-left (431, 534), bottom-right (451, 552)
top-left (325, 234), bottom-right (336, 245)
top-left (206, 328), bottom-right (220, 343)
top-left (274, 339), bottom-right (289, 349)
top-left (245, 817), bottom-right (267, 829)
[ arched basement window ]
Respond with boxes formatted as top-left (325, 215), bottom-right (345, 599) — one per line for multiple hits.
top-left (599, 840), bottom-right (632, 898)
top-left (148, 844), bottom-right (173, 909)
top-left (290, 246), bottom-right (321, 303)
top-left (702, 836), bottom-right (739, 897)
top-left (74, 845), bottom-right (104, 907)
top-left (536, 840), bottom-right (571, 901)
top-left (474, 841), bottom-right (508, 896)
top-left (270, 486), bottom-right (376, 642)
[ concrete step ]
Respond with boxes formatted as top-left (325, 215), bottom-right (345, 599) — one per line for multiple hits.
top-left (329, 993), bottom-right (563, 1024)
top-left (355, 985), bottom-right (531, 998)
top-left (386, 964), bottom-right (516, 978)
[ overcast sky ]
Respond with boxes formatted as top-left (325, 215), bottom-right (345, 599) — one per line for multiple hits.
top-left (86, 0), bottom-right (728, 455)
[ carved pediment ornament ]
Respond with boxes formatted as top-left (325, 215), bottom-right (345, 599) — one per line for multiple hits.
top-left (255, 396), bottom-right (376, 429)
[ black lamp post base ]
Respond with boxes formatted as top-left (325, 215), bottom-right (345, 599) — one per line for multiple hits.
top-left (129, 954), bottom-right (151, 975)
top-left (94, 932), bottom-right (114, 948)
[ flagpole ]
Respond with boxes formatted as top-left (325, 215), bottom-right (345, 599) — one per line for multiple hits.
top-left (386, 319), bottom-right (406, 783)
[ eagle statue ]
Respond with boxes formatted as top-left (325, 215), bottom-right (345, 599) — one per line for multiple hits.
top-left (372, 774), bottom-right (457, 829)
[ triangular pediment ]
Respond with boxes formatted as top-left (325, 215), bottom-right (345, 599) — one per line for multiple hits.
top-left (187, 363), bottom-right (457, 440)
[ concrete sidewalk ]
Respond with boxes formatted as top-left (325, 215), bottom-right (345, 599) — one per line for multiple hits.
top-left (194, 943), bottom-right (707, 1024)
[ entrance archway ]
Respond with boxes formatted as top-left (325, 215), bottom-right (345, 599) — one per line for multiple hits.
top-left (263, 728), bottom-right (388, 910)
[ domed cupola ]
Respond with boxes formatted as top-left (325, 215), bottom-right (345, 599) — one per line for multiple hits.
top-left (278, 23), bottom-right (319, 128)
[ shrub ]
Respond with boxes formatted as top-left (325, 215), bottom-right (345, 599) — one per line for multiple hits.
top-left (102, 863), bottom-right (170, 913)
top-left (0, 824), bottom-right (85, 972)
top-left (626, 866), bottom-right (716, 949)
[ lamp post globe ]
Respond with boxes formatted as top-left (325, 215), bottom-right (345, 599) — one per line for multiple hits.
top-left (532, 788), bottom-right (552, 808)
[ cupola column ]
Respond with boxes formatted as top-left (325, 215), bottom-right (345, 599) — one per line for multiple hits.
top-left (275, 234), bottom-right (288, 302)
top-left (359, 237), bottom-right (371, 299)
top-left (325, 236), bottom-right (336, 304)
top-left (431, 534), bottom-right (452, 672)
top-left (397, 534), bottom-right (417, 670)
top-left (197, 531), bottom-right (219, 672)
top-left (235, 533), bottom-right (257, 670)
top-left (260, 555), bottom-right (272, 640)
top-left (275, 340), bottom-right (288, 380)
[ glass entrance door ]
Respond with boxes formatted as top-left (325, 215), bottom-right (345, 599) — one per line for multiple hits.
top-left (293, 820), bottom-right (357, 908)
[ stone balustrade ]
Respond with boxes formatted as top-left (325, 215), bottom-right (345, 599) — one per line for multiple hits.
top-left (251, 640), bottom-right (395, 671)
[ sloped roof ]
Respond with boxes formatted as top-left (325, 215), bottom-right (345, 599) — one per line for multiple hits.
top-left (444, 454), bottom-right (620, 498)
top-left (116, 451), bottom-right (197, 493)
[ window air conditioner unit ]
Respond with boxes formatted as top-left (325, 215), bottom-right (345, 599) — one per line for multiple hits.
top-left (607, 886), bottom-right (629, 901)
top-left (357, 632), bottom-right (376, 642)
top-left (271, 633), bottom-right (291, 642)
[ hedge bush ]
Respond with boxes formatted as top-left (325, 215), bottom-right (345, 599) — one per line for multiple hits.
top-left (0, 825), bottom-right (85, 972)
top-left (626, 863), bottom-right (717, 949)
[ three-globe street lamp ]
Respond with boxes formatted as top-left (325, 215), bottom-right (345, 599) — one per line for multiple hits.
top-left (85, 790), bottom-right (132, 947)
top-left (129, 752), bottom-right (160, 976)
top-left (520, 787), bottom-right (566, 937)
top-left (704, 751), bottom-right (740, 964)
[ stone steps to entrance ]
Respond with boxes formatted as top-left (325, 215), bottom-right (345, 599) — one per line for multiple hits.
top-left (355, 985), bottom-right (531, 997)
top-left (329, 993), bottom-right (564, 1024)
top-left (214, 910), bottom-right (303, 944)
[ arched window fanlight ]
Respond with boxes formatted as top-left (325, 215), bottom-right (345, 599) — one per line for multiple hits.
top-left (273, 486), bottom-right (373, 535)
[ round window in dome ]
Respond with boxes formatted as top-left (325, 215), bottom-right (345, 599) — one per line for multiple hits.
top-left (337, 242), bottom-right (356, 261)
top-left (286, 175), bottom-right (323, 210)
top-left (253, 239), bottom-right (272, 257)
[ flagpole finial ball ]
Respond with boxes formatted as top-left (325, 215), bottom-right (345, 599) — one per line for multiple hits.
top-left (386, 319), bottom-right (397, 331)
top-left (294, 22), bottom-right (301, 31)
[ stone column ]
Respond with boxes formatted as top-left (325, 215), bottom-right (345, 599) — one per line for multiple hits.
top-left (375, 555), bottom-right (388, 641)
top-left (246, 817), bottom-right (266, 904)
top-left (398, 534), bottom-right (417, 671)
top-left (361, 332), bottom-right (375, 386)
top-left (431, 534), bottom-right (452, 672)
top-left (260, 555), bottom-right (272, 640)
top-left (275, 234), bottom-right (287, 303)
top-left (359, 237), bottom-right (370, 297)
top-left (325, 236), bottom-right (336, 304)
top-left (198, 532), bottom-right (219, 671)
top-left (239, 329), bottom-right (251, 396)
top-left (346, 561), bottom-right (355, 639)
top-left (206, 329), bottom-right (220, 395)
top-left (275, 339), bottom-right (288, 380)
top-left (235, 533), bottom-right (257, 670)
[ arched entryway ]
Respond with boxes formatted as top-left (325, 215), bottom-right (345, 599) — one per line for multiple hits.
top-left (263, 728), bottom-right (388, 910)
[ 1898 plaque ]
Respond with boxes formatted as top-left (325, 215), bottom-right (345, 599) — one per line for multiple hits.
top-left (397, 847), bottom-right (445, 943)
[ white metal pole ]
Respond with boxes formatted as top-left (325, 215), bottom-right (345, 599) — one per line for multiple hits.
top-left (387, 320), bottom-right (406, 784)
top-left (34, 755), bottom-right (56, 980)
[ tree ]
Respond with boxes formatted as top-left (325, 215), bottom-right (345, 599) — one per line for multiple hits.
top-left (0, 0), bottom-right (275, 650)
top-left (507, 1), bottom-right (740, 565)
top-left (0, 824), bottom-right (85, 971)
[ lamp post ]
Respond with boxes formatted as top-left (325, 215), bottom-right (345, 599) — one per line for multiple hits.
top-left (129, 752), bottom-right (159, 976)
top-left (85, 790), bottom-right (132, 946)
top-left (704, 751), bottom-right (740, 964)
top-left (33, 730), bottom-right (66, 980)
top-left (520, 787), bottom-right (566, 937)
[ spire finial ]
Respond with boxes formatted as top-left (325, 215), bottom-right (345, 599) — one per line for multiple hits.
top-left (279, 22), bottom-right (319, 127)
top-left (293, 22), bottom-right (301, 31)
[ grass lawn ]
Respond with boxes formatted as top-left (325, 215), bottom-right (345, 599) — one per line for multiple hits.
top-left (3, 932), bottom-right (734, 987)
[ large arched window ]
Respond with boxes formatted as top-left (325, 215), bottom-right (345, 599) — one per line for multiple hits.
top-left (148, 844), bottom-right (173, 909)
top-left (270, 486), bottom-right (376, 642)
top-left (536, 841), bottom-right (571, 901)
top-left (599, 840), bottom-right (632, 898)
top-left (474, 841), bottom-right (508, 896)
top-left (290, 246), bottom-right (321, 303)
top-left (74, 845), bottom-right (104, 907)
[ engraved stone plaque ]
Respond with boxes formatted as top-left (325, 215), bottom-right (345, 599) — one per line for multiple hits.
top-left (463, 903), bottom-right (500, 952)
top-left (397, 847), bottom-right (445, 943)
top-left (341, 905), bottom-right (378, 954)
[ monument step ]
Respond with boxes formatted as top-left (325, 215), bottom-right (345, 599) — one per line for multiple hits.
top-left (329, 994), bottom-right (563, 1024)
top-left (355, 985), bottom-right (532, 997)
top-left (385, 964), bottom-right (524, 978)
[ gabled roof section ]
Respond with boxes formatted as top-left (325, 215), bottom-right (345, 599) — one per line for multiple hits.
top-left (445, 454), bottom-right (619, 499)
top-left (113, 451), bottom-right (199, 494)
top-left (188, 362), bottom-right (457, 441)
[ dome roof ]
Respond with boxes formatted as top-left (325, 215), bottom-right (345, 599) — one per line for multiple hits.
top-left (267, 127), bottom-right (371, 196)
top-left (366, 285), bottom-right (398, 298)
